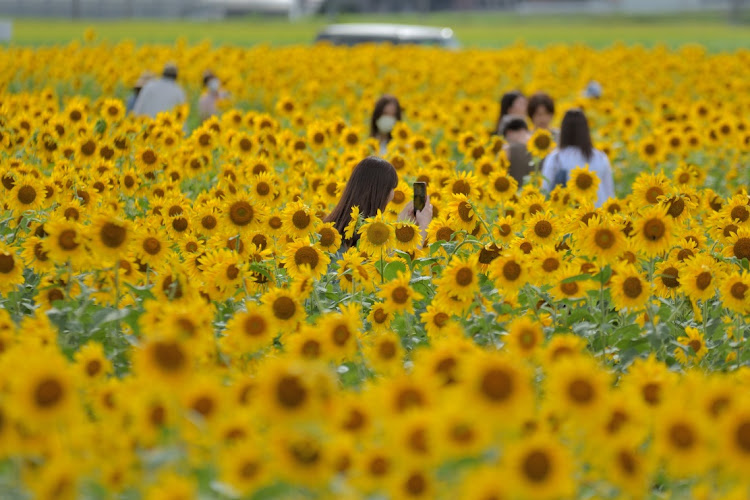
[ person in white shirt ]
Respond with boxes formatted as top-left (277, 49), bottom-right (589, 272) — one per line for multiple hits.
top-left (198, 70), bottom-right (230, 123)
top-left (132, 62), bottom-right (186, 119)
top-left (370, 95), bottom-right (402, 156)
top-left (541, 109), bottom-right (615, 207)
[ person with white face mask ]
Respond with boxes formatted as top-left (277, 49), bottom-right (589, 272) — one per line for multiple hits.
top-left (198, 70), bottom-right (229, 123)
top-left (370, 94), bottom-right (402, 156)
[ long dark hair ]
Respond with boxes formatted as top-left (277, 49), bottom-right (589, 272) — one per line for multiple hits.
top-left (494, 90), bottom-right (524, 135)
top-left (370, 95), bottom-right (402, 140)
top-left (324, 156), bottom-right (398, 248)
top-left (559, 109), bottom-right (594, 161)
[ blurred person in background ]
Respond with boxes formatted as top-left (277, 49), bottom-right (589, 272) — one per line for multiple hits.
top-left (527, 92), bottom-right (558, 141)
top-left (325, 156), bottom-right (432, 251)
top-left (500, 115), bottom-right (533, 187)
top-left (494, 90), bottom-right (527, 135)
top-left (126, 71), bottom-right (154, 114)
top-left (133, 62), bottom-right (186, 119)
top-left (541, 109), bottom-right (614, 207)
top-left (198, 70), bottom-right (230, 123)
top-left (370, 95), bottom-right (402, 155)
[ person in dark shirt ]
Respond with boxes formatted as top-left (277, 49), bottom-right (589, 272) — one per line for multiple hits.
top-left (500, 115), bottom-right (534, 188)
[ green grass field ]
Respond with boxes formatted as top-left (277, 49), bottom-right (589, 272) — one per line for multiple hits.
top-left (5, 11), bottom-right (750, 50)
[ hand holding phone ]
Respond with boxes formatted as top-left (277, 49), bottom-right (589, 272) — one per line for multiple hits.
top-left (413, 182), bottom-right (427, 213)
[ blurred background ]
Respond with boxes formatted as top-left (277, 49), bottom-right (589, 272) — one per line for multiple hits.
top-left (0, 0), bottom-right (748, 48)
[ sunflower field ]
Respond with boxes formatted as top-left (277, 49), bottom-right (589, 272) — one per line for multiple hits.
top-left (1, 40), bottom-right (750, 499)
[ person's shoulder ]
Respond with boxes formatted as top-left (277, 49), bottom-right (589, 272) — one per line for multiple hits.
top-left (592, 149), bottom-right (610, 163)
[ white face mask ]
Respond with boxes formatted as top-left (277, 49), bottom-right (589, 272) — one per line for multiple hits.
top-left (376, 115), bottom-right (397, 134)
top-left (208, 78), bottom-right (220, 92)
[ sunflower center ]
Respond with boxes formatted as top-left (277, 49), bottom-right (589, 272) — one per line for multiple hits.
top-left (294, 246), bottom-right (319, 269)
top-left (34, 377), bottom-right (63, 408)
top-left (292, 210), bottom-right (311, 230)
top-left (290, 440), bottom-right (320, 465)
top-left (523, 450), bottom-right (551, 483)
top-left (277, 375), bottom-right (307, 409)
top-left (641, 382), bottom-right (661, 406)
top-left (453, 180), bottom-right (470, 195)
top-left (366, 222), bottom-right (390, 245)
top-left (455, 267), bottom-right (473, 286)
top-left (58, 229), bottom-right (79, 251)
top-left (269, 216), bottom-right (283, 229)
top-left (731, 282), bottom-right (748, 300)
top-left (85, 359), bottom-right (102, 377)
top-left (498, 223), bottom-right (512, 236)
top-left (395, 225), bottom-right (416, 243)
top-left (369, 457), bottom-right (389, 476)
top-left (645, 186), bottom-right (663, 204)
top-left (669, 423), bottom-right (695, 449)
top-left (576, 173), bottom-right (593, 190)
top-left (396, 388), bottom-right (424, 412)
top-left (301, 340), bottom-right (320, 358)
top-left (318, 227), bottom-right (335, 247)
top-left (225, 264), bottom-right (240, 280)
top-left (0, 254), bottom-right (14, 274)
top-left (480, 368), bottom-right (513, 402)
top-left (47, 289), bottom-right (64, 303)
top-left (457, 201), bottom-right (474, 222)
top-left (229, 201), bottom-right (254, 226)
top-left (734, 238), bottom-right (750, 260)
top-left (540, 257), bottom-right (558, 273)
top-left (272, 296), bottom-right (296, 320)
top-left (391, 287), bottom-right (409, 304)
top-left (594, 229), bottom-right (615, 249)
top-left (696, 271), bottom-right (712, 290)
top-left (731, 206), bottom-right (750, 222)
top-left (534, 134), bottom-right (551, 150)
top-left (666, 198), bottom-right (685, 218)
top-left (191, 396), bottom-right (215, 418)
top-left (152, 341), bottom-right (186, 372)
top-left (80, 140), bottom-right (96, 156)
top-left (502, 261), bottom-right (521, 281)
top-left (622, 276), bottom-right (643, 299)
top-left (256, 182), bottom-right (270, 196)
top-left (436, 227), bottom-right (454, 242)
top-left (373, 308), bottom-right (388, 324)
top-left (735, 422), bottom-right (750, 453)
top-left (405, 472), bottom-right (427, 495)
top-left (643, 218), bottom-right (665, 240)
top-left (142, 237), bottom-right (161, 256)
top-left (687, 339), bottom-right (702, 354)
top-left (17, 185), bottom-right (37, 205)
top-left (560, 282), bottom-right (579, 296)
top-left (378, 340), bottom-right (397, 359)
top-left (240, 461), bottom-right (260, 479)
top-left (568, 378), bottom-right (594, 404)
top-left (332, 325), bottom-right (351, 346)
top-left (534, 220), bottom-right (552, 238)
top-left (494, 176), bottom-right (510, 192)
top-left (617, 451), bottom-right (637, 476)
top-left (171, 218), bottom-right (188, 232)
top-left (141, 150), bottom-right (157, 165)
top-left (433, 312), bottom-right (450, 328)
top-left (661, 267), bottom-right (679, 288)
top-left (100, 222), bottom-right (126, 248)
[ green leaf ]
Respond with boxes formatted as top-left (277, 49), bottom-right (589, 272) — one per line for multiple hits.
top-left (383, 261), bottom-right (407, 281)
top-left (561, 273), bottom-right (595, 284)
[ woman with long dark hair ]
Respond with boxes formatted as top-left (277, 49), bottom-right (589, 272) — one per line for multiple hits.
top-left (494, 90), bottom-right (527, 135)
top-left (541, 109), bottom-right (614, 207)
top-left (325, 156), bottom-right (432, 250)
top-left (371, 95), bottom-right (402, 155)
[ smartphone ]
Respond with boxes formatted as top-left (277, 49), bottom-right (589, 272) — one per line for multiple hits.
top-left (413, 182), bottom-right (427, 213)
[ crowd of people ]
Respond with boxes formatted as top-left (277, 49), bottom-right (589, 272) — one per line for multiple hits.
top-left (123, 65), bottom-right (612, 251)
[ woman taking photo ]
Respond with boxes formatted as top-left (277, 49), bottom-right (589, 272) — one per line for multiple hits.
top-left (325, 157), bottom-right (432, 250)
top-left (370, 95), bottom-right (402, 155)
top-left (541, 109), bottom-right (615, 207)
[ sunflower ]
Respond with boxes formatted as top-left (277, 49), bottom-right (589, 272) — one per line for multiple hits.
top-left (578, 214), bottom-right (627, 264)
top-left (363, 331), bottom-right (404, 376)
top-left (462, 351), bottom-right (533, 420)
top-left (358, 210), bottom-right (394, 255)
top-left (133, 334), bottom-right (193, 387)
top-left (632, 172), bottom-right (671, 206)
top-left (488, 170), bottom-right (519, 203)
top-left (426, 216), bottom-right (456, 245)
top-left (724, 226), bottom-right (750, 261)
top-left (219, 444), bottom-right (269, 495)
top-left (506, 433), bottom-right (575, 500)
top-left (88, 212), bottom-right (131, 262)
top-left (436, 256), bottom-right (480, 301)
top-left (336, 249), bottom-right (377, 294)
top-left (720, 400), bottom-right (750, 474)
top-left (679, 253), bottom-right (724, 303)
top-left (200, 249), bottom-right (247, 299)
top-left (73, 341), bottom-right (112, 383)
top-left (222, 193), bottom-right (265, 234)
top-left (610, 263), bottom-right (650, 312)
top-left (261, 287), bottom-right (305, 331)
top-left (392, 221), bottom-right (422, 253)
top-left (547, 355), bottom-right (610, 421)
top-left (281, 200), bottom-right (320, 240)
top-left (9, 174), bottom-right (45, 213)
top-left (721, 271), bottom-right (750, 314)
top-left (654, 403), bottom-right (711, 477)
top-left (653, 259), bottom-right (682, 299)
top-left (527, 128), bottom-right (556, 158)
top-left (130, 226), bottom-right (169, 270)
top-left (567, 165), bottom-right (600, 202)
top-left (524, 211), bottom-right (559, 245)
top-left (489, 248), bottom-right (529, 295)
top-left (42, 215), bottom-right (89, 268)
top-left (318, 304), bottom-right (362, 360)
top-left (447, 194), bottom-right (478, 232)
top-left (379, 271), bottom-right (423, 314)
top-left (632, 205), bottom-right (676, 256)
top-left (9, 348), bottom-right (76, 427)
top-left (282, 240), bottom-right (330, 280)
top-left (0, 242), bottom-right (25, 294)
top-left (674, 326), bottom-right (707, 365)
top-left (344, 205), bottom-right (361, 240)
top-left (316, 222), bottom-right (342, 253)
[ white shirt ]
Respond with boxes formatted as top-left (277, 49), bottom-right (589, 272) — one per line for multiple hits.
top-left (541, 147), bottom-right (615, 207)
top-left (132, 77), bottom-right (186, 118)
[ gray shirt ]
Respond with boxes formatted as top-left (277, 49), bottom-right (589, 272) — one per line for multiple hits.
top-left (541, 147), bottom-right (615, 207)
top-left (132, 77), bottom-right (186, 118)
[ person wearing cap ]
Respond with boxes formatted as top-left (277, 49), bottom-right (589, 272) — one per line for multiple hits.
top-left (198, 70), bottom-right (230, 123)
top-left (132, 62), bottom-right (187, 119)
top-left (126, 71), bottom-right (154, 114)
